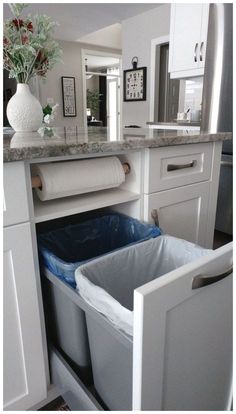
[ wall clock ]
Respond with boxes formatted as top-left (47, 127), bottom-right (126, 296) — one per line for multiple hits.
top-left (123, 61), bottom-right (147, 102)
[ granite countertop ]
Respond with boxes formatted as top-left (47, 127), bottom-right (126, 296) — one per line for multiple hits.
top-left (3, 126), bottom-right (232, 162)
top-left (147, 121), bottom-right (201, 127)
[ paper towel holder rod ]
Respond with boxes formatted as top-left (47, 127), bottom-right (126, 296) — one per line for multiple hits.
top-left (31, 162), bottom-right (131, 189)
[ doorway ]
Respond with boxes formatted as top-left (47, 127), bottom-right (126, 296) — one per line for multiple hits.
top-left (157, 44), bottom-right (180, 122)
top-left (82, 50), bottom-right (122, 140)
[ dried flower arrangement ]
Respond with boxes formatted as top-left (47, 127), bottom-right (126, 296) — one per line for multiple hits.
top-left (3, 3), bottom-right (62, 84)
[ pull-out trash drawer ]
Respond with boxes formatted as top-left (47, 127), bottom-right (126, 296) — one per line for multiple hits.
top-left (38, 213), bottom-right (160, 384)
top-left (74, 236), bottom-right (232, 410)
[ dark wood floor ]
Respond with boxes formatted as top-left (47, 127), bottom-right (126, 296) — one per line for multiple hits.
top-left (39, 396), bottom-right (71, 411)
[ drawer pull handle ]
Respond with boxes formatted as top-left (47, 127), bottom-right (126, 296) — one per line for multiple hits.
top-left (151, 209), bottom-right (159, 227)
top-left (199, 41), bottom-right (204, 62)
top-left (167, 161), bottom-right (195, 171)
top-left (194, 42), bottom-right (198, 62)
top-left (221, 160), bottom-right (233, 167)
top-left (192, 267), bottom-right (233, 290)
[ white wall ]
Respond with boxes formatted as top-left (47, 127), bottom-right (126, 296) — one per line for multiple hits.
top-left (122, 4), bottom-right (171, 127)
top-left (39, 40), bottom-right (121, 127)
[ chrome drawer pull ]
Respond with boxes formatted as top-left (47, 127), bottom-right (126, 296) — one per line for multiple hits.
top-left (192, 267), bottom-right (233, 290)
top-left (199, 41), bottom-right (204, 62)
top-left (167, 161), bottom-right (195, 171)
top-left (151, 209), bottom-right (159, 227)
top-left (194, 42), bottom-right (198, 62)
top-left (221, 160), bottom-right (233, 167)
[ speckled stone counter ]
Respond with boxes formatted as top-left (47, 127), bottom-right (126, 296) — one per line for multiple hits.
top-left (3, 126), bottom-right (232, 162)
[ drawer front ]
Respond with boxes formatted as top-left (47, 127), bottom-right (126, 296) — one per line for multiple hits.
top-left (4, 162), bottom-right (30, 226)
top-left (144, 143), bottom-right (213, 193)
top-left (133, 242), bottom-right (232, 410)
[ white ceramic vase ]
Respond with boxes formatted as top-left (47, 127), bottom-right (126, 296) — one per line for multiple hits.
top-left (7, 83), bottom-right (43, 132)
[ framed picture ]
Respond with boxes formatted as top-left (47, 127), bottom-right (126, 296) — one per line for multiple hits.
top-left (61, 76), bottom-right (77, 117)
top-left (123, 67), bottom-right (147, 102)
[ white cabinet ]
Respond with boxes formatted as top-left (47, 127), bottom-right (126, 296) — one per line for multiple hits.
top-left (3, 223), bottom-right (47, 410)
top-left (3, 160), bottom-right (47, 411)
top-left (169, 4), bottom-right (209, 78)
top-left (3, 223), bottom-right (47, 411)
top-left (144, 182), bottom-right (210, 247)
top-left (3, 162), bottom-right (30, 227)
top-left (143, 142), bottom-right (222, 248)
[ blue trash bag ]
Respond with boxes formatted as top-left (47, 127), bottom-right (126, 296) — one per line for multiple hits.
top-left (38, 213), bottom-right (161, 288)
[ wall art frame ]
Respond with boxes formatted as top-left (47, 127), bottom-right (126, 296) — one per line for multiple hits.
top-left (61, 76), bottom-right (77, 117)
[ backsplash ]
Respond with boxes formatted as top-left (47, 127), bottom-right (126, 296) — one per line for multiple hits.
top-left (178, 76), bottom-right (203, 117)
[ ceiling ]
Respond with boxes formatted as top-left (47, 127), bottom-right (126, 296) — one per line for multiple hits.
top-left (85, 54), bottom-right (120, 70)
top-left (3, 3), bottom-right (161, 47)
top-left (79, 23), bottom-right (122, 50)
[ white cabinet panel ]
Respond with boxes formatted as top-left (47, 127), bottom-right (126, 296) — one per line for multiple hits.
top-left (133, 242), bottom-right (233, 410)
top-left (4, 162), bottom-right (30, 227)
top-left (144, 143), bottom-right (213, 193)
top-left (144, 181), bottom-right (210, 247)
top-left (3, 223), bottom-right (47, 411)
top-left (169, 4), bottom-right (209, 78)
top-left (4, 250), bottom-right (28, 405)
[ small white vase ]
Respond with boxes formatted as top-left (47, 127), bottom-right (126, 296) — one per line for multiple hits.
top-left (7, 83), bottom-right (43, 132)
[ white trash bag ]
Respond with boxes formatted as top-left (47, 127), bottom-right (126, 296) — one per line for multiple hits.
top-left (75, 235), bottom-right (212, 336)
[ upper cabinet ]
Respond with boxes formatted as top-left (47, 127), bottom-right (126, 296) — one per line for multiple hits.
top-left (168, 4), bottom-right (209, 79)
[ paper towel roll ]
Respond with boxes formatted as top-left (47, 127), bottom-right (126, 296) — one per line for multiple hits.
top-left (35, 157), bottom-right (125, 201)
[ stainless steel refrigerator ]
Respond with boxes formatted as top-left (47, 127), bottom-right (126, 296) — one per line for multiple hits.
top-left (201, 3), bottom-right (233, 235)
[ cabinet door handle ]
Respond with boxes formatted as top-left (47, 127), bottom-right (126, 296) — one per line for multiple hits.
top-left (194, 42), bottom-right (198, 62)
top-left (199, 41), bottom-right (204, 62)
top-left (192, 267), bottom-right (233, 290)
top-left (151, 209), bottom-right (159, 227)
top-left (167, 161), bottom-right (195, 171)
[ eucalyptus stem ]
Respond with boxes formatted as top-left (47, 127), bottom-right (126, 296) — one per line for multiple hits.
top-left (25, 49), bottom-right (41, 84)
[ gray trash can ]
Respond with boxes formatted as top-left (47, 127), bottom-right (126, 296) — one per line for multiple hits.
top-left (38, 213), bottom-right (160, 384)
top-left (75, 235), bottom-right (211, 409)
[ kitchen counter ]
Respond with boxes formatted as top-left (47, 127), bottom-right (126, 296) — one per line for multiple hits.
top-left (146, 121), bottom-right (201, 131)
top-left (147, 121), bottom-right (201, 127)
top-left (3, 126), bottom-right (232, 162)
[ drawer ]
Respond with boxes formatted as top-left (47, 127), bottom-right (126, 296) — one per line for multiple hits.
top-left (4, 162), bottom-right (30, 226)
top-left (144, 143), bottom-right (213, 193)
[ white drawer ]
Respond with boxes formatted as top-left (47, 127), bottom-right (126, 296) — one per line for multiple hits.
top-left (144, 143), bottom-right (213, 193)
top-left (4, 162), bottom-right (30, 226)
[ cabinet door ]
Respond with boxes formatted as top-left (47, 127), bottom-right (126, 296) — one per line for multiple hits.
top-left (133, 242), bottom-right (233, 410)
top-left (169, 4), bottom-right (209, 78)
top-left (143, 182), bottom-right (210, 247)
top-left (3, 223), bottom-right (47, 410)
top-left (4, 162), bottom-right (30, 227)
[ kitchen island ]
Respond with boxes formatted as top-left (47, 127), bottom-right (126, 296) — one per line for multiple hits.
top-left (3, 126), bottom-right (232, 411)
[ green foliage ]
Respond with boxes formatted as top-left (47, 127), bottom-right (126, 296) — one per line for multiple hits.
top-left (42, 104), bottom-right (52, 116)
top-left (86, 89), bottom-right (102, 116)
top-left (8, 4), bottom-right (27, 18)
top-left (3, 3), bottom-right (62, 83)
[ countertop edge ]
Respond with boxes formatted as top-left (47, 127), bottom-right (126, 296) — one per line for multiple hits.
top-left (3, 132), bottom-right (232, 163)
